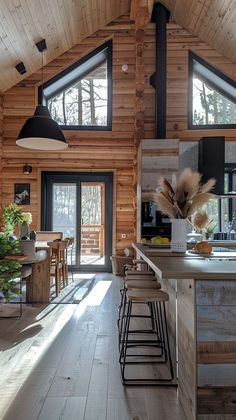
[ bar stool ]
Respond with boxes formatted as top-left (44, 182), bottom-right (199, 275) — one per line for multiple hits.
top-left (118, 273), bottom-right (158, 327)
top-left (119, 278), bottom-right (162, 344)
top-left (119, 289), bottom-right (174, 385)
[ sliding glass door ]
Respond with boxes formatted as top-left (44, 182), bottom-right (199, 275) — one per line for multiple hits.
top-left (41, 172), bottom-right (113, 272)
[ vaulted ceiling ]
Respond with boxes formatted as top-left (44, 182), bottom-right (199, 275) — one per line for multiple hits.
top-left (0, 0), bottom-right (130, 93)
top-left (1, 0), bottom-right (236, 93)
top-left (161, 0), bottom-right (236, 65)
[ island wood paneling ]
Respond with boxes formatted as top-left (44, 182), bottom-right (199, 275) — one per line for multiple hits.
top-left (177, 278), bottom-right (196, 420)
top-left (143, 21), bottom-right (236, 142)
top-left (196, 279), bottom-right (236, 417)
top-left (1, 15), bottom-right (137, 255)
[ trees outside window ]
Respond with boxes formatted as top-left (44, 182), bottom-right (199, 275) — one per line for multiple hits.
top-left (189, 52), bottom-right (236, 129)
top-left (39, 40), bottom-right (112, 130)
top-left (47, 64), bottom-right (108, 127)
top-left (192, 78), bottom-right (236, 126)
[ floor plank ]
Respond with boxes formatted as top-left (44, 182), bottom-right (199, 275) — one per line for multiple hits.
top-left (0, 273), bottom-right (186, 420)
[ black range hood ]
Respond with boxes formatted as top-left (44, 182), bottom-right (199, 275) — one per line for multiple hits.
top-left (198, 136), bottom-right (225, 195)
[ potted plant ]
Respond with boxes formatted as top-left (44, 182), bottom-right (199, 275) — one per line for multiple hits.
top-left (1, 203), bottom-right (26, 236)
top-left (0, 204), bottom-right (24, 303)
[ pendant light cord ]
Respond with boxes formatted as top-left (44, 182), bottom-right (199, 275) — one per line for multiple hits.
top-left (41, 50), bottom-right (44, 87)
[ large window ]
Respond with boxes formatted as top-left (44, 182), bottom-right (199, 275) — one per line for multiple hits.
top-left (189, 52), bottom-right (236, 129)
top-left (39, 40), bottom-right (112, 130)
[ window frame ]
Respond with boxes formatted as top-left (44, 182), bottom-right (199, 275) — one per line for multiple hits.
top-left (188, 51), bottom-right (236, 130)
top-left (38, 40), bottom-right (113, 131)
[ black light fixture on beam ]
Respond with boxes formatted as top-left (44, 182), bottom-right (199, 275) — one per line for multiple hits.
top-left (23, 163), bottom-right (32, 174)
top-left (16, 39), bottom-right (68, 151)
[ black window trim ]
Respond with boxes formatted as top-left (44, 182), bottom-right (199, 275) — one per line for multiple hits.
top-left (188, 51), bottom-right (236, 130)
top-left (38, 39), bottom-right (113, 131)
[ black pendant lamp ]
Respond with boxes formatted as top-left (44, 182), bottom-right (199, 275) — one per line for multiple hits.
top-left (16, 39), bottom-right (68, 151)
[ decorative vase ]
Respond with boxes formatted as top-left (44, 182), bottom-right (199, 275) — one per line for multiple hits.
top-left (20, 223), bottom-right (29, 239)
top-left (171, 219), bottom-right (188, 252)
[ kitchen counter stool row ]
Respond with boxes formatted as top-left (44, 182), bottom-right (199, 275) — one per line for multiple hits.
top-left (118, 259), bottom-right (174, 386)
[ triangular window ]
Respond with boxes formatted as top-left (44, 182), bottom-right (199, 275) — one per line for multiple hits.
top-left (39, 40), bottom-right (112, 130)
top-left (188, 51), bottom-right (236, 128)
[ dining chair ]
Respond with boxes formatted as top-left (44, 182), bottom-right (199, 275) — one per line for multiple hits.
top-left (36, 231), bottom-right (63, 241)
top-left (47, 240), bottom-right (68, 296)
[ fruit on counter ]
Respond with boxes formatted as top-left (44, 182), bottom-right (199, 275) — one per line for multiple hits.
top-left (161, 237), bottom-right (170, 244)
top-left (151, 236), bottom-right (162, 244)
top-left (151, 236), bottom-right (170, 244)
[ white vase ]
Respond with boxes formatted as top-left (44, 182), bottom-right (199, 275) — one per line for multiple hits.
top-left (171, 219), bottom-right (188, 252)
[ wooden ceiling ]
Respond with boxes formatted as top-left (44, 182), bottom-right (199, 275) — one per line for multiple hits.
top-left (1, 0), bottom-right (236, 93)
top-left (0, 0), bottom-right (130, 93)
top-left (161, 0), bottom-right (236, 65)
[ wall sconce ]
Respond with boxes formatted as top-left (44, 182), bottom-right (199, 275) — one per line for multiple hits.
top-left (23, 164), bottom-right (32, 174)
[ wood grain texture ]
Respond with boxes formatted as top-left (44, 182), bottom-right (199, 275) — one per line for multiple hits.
top-left (0, 274), bottom-right (187, 420)
top-left (0, 0), bottom-right (130, 92)
top-left (143, 21), bottom-right (236, 141)
top-left (196, 281), bottom-right (236, 306)
top-left (197, 306), bottom-right (236, 342)
top-left (197, 342), bottom-right (236, 364)
top-left (198, 364), bottom-right (236, 387)
top-left (1, 15), bottom-right (137, 256)
top-left (197, 387), bottom-right (236, 415)
top-left (161, 0), bottom-right (236, 68)
top-left (177, 278), bottom-right (196, 420)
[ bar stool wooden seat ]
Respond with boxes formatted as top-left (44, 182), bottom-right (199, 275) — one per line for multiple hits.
top-left (119, 289), bottom-right (174, 386)
top-left (125, 280), bottom-right (161, 289)
top-left (118, 276), bottom-right (161, 345)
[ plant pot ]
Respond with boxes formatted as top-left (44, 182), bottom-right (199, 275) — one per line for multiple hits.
top-left (171, 219), bottom-right (188, 252)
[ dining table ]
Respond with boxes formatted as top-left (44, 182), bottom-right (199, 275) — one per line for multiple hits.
top-left (21, 241), bottom-right (51, 303)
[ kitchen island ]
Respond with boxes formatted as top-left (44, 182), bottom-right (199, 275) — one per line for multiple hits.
top-left (133, 243), bottom-right (236, 420)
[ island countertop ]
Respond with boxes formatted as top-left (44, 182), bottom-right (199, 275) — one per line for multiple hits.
top-left (133, 242), bottom-right (236, 280)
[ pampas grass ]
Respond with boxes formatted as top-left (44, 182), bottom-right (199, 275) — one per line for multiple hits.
top-left (154, 168), bottom-right (215, 225)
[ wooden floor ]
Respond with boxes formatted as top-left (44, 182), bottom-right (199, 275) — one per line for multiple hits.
top-left (0, 273), bottom-right (186, 420)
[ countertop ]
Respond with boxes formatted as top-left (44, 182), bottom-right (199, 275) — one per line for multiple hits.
top-left (133, 243), bottom-right (236, 280)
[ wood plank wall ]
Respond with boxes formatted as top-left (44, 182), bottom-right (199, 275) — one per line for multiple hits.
top-left (144, 22), bottom-right (236, 142)
top-left (1, 15), bottom-right (136, 255)
top-left (2, 16), bottom-right (236, 254)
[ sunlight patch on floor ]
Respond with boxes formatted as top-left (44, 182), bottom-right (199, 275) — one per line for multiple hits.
top-left (83, 280), bottom-right (112, 306)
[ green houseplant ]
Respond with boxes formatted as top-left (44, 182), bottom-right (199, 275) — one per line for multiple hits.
top-left (0, 204), bottom-right (24, 302)
top-left (1, 203), bottom-right (26, 235)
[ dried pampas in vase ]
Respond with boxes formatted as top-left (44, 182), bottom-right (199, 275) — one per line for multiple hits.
top-left (152, 168), bottom-right (216, 252)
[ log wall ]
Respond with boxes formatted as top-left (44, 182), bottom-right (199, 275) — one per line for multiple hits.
top-left (144, 22), bottom-right (236, 142)
top-left (1, 15), bottom-right (137, 254)
top-left (2, 16), bottom-right (236, 254)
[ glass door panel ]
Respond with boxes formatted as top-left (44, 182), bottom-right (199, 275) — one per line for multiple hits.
top-left (80, 182), bottom-right (105, 265)
top-left (41, 172), bottom-right (113, 272)
top-left (52, 183), bottom-right (77, 265)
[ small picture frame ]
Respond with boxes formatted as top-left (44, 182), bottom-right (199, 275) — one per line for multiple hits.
top-left (14, 183), bottom-right (30, 205)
